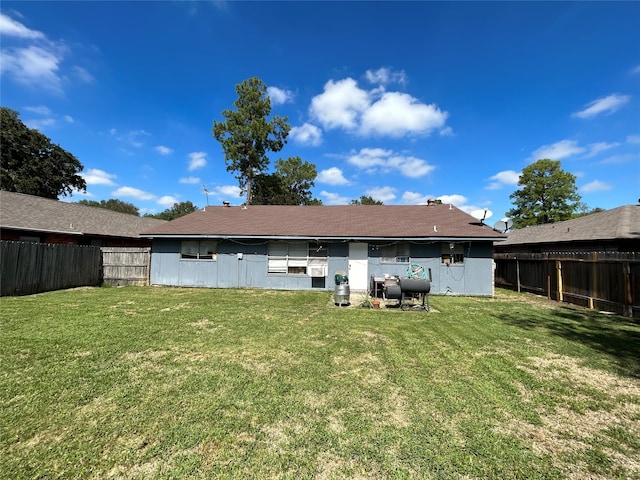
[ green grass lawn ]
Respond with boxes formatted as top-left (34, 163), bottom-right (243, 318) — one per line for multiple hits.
top-left (1, 287), bottom-right (639, 479)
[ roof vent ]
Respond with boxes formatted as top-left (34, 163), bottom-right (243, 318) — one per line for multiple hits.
top-left (222, 201), bottom-right (230, 207)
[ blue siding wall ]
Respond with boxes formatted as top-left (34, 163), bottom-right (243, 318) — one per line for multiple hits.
top-left (150, 239), bottom-right (495, 296)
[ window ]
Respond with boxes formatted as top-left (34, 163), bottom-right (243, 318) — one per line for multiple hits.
top-left (381, 243), bottom-right (410, 263)
top-left (441, 242), bottom-right (464, 265)
top-left (181, 240), bottom-right (217, 260)
top-left (268, 241), bottom-right (327, 275)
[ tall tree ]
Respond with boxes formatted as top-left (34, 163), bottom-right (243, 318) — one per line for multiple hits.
top-left (77, 199), bottom-right (140, 216)
top-left (252, 156), bottom-right (321, 205)
top-left (507, 158), bottom-right (582, 228)
top-left (351, 195), bottom-right (383, 205)
top-left (1, 107), bottom-right (86, 199)
top-left (145, 201), bottom-right (199, 220)
top-left (212, 77), bottom-right (290, 205)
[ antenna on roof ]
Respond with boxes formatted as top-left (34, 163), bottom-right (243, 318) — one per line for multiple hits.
top-left (492, 218), bottom-right (513, 233)
top-left (201, 185), bottom-right (210, 206)
top-left (470, 208), bottom-right (493, 224)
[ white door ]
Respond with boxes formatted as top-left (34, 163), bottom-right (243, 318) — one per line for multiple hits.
top-left (348, 243), bottom-right (368, 291)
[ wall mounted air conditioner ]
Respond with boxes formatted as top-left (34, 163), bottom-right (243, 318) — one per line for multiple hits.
top-left (308, 265), bottom-right (327, 277)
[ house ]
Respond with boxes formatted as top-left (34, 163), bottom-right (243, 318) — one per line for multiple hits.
top-left (494, 204), bottom-right (640, 254)
top-left (0, 190), bottom-right (166, 246)
top-left (492, 205), bottom-right (639, 317)
top-left (141, 203), bottom-right (506, 295)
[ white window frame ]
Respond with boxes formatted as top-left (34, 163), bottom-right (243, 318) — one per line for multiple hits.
top-left (268, 241), bottom-right (327, 275)
top-left (441, 242), bottom-right (465, 265)
top-left (381, 242), bottom-right (410, 263)
top-left (181, 240), bottom-right (217, 261)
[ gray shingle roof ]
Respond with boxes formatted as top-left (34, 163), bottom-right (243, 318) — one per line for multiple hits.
top-left (141, 204), bottom-right (506, 240)
top-left (499, 205), bottom-right (640, 246)
top-left (0, 191), bottom-right (166, 238)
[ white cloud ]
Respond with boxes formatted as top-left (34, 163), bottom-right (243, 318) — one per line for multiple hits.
top-left (317, 167), bottom-right (349, 185)
top-left (365, 67), bottom-right (407, 86)
top-left (600, 153), bottom-right (640, 164)
top-left (267, 86), bottom-right (293, 105)
top-left (1, 45), bottom-right (65, 94)
top-left (309, 75), bottom-right (448, 138)
top-left (289, 123), bottom-right (322, 146)
top-left (401, 191), bottom-right (432, 204)
top-left (439, 126), bottom-right (454, 136)
top-left (112, 186), bottom-right (156, 201)
top-left (320, 191), bottom-right (350, 205)
top-left (24, 117), bottom-right (56, 130)
top-left (581, 180), bottom-right (612, 193)
top-left (627, 135), bottom-right (640, 145)
top-left (0, 13), bottom-right (94, 96)
top-left (155, 145), bottom-right (173, 155)
top-left (188, 151), bottom-right (207, 171)
top-left (179, 176), bottom-right (201, 184)
top-left (360, 92), bottom-right (448, 137)
top-left (437, 194), bottom-right (468, 208)
top-left (347, 148), bottom-right (435, 178)
top-left (365, 186), bottom-right (397, 203)
top-left (109, 128), bottom-right (150, 148)
top-left (632, 65), bottom-right (640, 75)
top-left (24, 105), bottom-right (51, 115)
top-left (0, 13), bottom-right (45, 39)
top-left (347, 148), bottom-right (390, 169)
top-left (310, 78), bottom-right (370, 130)
top-left (213, 185), bottom-right (242, 199)
top-left (572, 93), bottom-right (631, 119)
top-left (583, 142), bottom-right (620, 158)
top-left (20, 106), bottom-right (73, 130)
top-left (486, 170), bottom-right (520, 190)
top-left (157, 195), bottom-right (179, 207)
top-left (386, 154), bottom-right (436, 178)
top-left (82, 168), bottom-right (117, 186)
top-left (530, 140), bottom-right (585, 161)
top-left (71, 65), bottom-right (94, 84)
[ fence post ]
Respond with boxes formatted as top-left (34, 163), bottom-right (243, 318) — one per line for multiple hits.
top-left (624, 262), bottom-right (632, 317)
top-left (556, 260), bottom-right (563, 302)
top-left (588, 252), bottom-right (596, 310)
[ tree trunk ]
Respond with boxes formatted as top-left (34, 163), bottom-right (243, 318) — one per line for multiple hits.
top-left (246, 174), bottom-right (252, 206)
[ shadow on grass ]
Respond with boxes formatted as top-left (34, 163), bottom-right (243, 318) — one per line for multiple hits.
top-left (496, 303), bottom-right (640, 379)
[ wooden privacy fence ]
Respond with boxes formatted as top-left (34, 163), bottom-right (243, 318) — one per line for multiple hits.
top-left (1, 241), bottom-right (102, 296)
top-left (101, 247), bottom-right (151, 286)
top-left (494, 252), bottom-right (639, 317)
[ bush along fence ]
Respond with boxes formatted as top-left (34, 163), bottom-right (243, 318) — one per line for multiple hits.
top-left (494, 252), bottom-right (639, 317)
top-left (1, 241), bottom-right (103, 296)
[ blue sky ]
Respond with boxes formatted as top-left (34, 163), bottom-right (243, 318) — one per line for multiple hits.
top-left (1, 1), bottom-right (639, 223)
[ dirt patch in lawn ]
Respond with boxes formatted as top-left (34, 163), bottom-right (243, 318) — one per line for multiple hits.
top-left (496, 352), bottom-right (640, 478)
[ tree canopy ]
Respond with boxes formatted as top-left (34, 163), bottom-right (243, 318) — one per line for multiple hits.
top-left (252, 157), bottom-right (322, 205)
top-left (77, 199), bottom-right (140, 216)
top-left (212, 77), bottom-right (290, 205)
top-left (1, 107), bottom-right (86, 199)
top-left (351, 195), bottom-right (383, 205)
top-left (144, 201), bottom-right (199, 220)
top-left (506, 158), bottom-right (582, 228)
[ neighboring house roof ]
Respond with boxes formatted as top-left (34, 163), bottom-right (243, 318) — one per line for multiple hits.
top-left (0, 191), bottom-right (166, 238)
top-left (141, 204), bottom-right (505, 241)
top-left (498, 205), bottom-right (640, 246)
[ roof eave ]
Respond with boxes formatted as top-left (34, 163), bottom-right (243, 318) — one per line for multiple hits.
top-left (0, 224), bottom-right (83, 236)
top-left (141, 233), bottom-right (505, 242)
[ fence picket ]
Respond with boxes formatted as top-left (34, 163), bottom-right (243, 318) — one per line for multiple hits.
top-left (495, 252), bottom-right (639, 317)
top-left (1, 241), bottom-right (102, 296)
